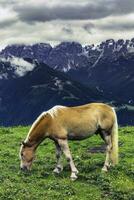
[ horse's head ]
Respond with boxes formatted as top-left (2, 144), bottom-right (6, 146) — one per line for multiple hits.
top-left (20, 141), bottom-right (35, 171)
top-left (19, 112), bottom-right (51, 171)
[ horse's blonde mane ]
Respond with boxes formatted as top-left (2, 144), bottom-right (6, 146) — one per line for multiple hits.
top-left (25, 112), bottom-right (46, 142)
top-left (48, 105), bottom-right (65, 118)
top-left (25, 105), bottom-right (66, 142)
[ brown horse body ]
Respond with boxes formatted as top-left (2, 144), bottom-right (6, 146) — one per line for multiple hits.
top-left (20, 103), bottom-right (118, 180)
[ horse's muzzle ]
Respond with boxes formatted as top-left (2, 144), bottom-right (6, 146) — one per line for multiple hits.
top-left (20, 166), bottom-right (28, 171)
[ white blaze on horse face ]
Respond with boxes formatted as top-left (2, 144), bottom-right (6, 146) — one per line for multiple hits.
top-left (20, 145), bottom-right (35, 170)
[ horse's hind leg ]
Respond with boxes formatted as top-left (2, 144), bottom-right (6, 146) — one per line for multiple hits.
top-left (101, 134), bottom-right (112, 172)
top-left (53, 141), bottom-right (63, 174)
top-left (57, 139), bottom-right (79, 180)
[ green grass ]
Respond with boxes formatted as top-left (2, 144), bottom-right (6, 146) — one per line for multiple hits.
top-left (0, 126), bottom-right (134, 200)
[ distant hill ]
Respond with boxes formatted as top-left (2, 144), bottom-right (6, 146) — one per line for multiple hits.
top-left (0, 62), bottom-right (104, 126)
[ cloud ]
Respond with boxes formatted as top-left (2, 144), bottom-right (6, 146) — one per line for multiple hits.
top-left (62, 26), bottom-right (73, 34)
top-left (13, 1), bottom-right (113, 23)
top-left (0, 7), bottom-right (18, 28)
top-left (0, 0), bottom-right (16, 7)
top-left (1, 56), bottom-right (35, 77)
top-left (0, 0), bottom-right (134, 47)
top-left (100, 23), bottom-right (134, 31)
top-left (83, 22), bottom-right (94, 33)
top-left (10, 57), bottom-right (35, 76)
top-left (114, 0), bottom-right (134, 15)
top-left (95, 14), bottom-right (134, 31)
top-left (12, 0), bottom-right (134, 24)
top-left (0, 19), bottom-right (17, 29)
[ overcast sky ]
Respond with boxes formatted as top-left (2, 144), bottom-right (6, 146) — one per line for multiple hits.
top-left (0, 0), bottom-right (134, 48)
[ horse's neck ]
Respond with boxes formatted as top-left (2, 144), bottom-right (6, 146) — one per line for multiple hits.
top-left (25, 129), bottom-right (42, 147)
top-left (25, 115), bottom-right (48, 146)
top-left (25, 112), bottom-right (52, 148)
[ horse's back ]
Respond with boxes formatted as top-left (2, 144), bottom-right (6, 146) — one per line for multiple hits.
top-left (49, 103), bottom-right (115, 125)
top-left (56, 103), bottom-right (114, 128)
top-left (68, 103), bottom-right (114, 118)
top-left (46, 103), bottom-right (116, 140)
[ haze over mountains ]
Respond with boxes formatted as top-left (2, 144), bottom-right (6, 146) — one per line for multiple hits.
top-left (0, 38), bottom-right (134, 126)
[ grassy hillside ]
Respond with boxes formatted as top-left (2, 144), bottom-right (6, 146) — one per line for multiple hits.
top-left (0, 126), bottom-right (133, 200)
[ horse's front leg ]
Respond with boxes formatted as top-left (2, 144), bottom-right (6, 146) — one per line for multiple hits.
top-left (53, 141), bottom-right (63, 174)
top-left (58, 139), bottom-right (79, 181)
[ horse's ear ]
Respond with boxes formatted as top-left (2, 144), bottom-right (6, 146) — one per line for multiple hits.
top-left (21, 141), bottom-right (33, 147)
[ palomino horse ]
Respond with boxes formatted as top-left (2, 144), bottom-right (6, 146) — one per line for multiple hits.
top-left (20, 103), bottom-right (118, 180)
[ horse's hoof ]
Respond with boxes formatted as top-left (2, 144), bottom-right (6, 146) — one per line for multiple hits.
top-left (70, 173), bottom-right (78, 181)
top-left (102, 166), bottom-right (108, 172)
top-left (70, 176), bottom-right (78, 181)
top-left (72, 169), bottom-right (79, 174)
top-left (53, 168), bottom-right (60, 174)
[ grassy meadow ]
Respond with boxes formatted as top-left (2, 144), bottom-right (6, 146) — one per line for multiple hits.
top-left (0, 126), bottom-right (133, 200)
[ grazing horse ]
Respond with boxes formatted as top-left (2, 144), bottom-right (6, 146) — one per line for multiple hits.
top-left (20, 103), bottom-right (118, 180)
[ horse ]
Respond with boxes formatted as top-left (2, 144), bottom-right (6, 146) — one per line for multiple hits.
top-left (19, 103), bottom-right (118, 180)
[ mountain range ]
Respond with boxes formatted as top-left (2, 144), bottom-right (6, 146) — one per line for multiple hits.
top-left (0, 38), bottom-right (134, 126)
top-left (0, 61), bottom-right (105, 126)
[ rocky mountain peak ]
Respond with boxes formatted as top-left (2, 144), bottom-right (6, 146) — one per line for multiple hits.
top-left (0, 39), bottom-right (134, 75)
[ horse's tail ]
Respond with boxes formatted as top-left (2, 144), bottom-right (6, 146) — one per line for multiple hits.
top-left (110, 108), bottom-right (119, 165)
